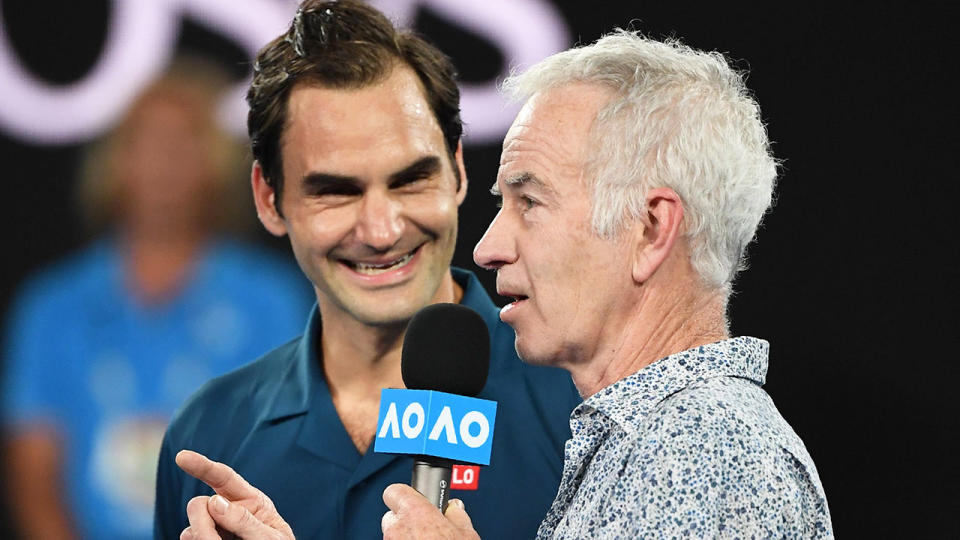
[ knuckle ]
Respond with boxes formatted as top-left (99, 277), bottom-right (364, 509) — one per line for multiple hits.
top-left (235, 506), bottom-right (255, 528)
top-left (253, 491), bottom-right (271, 515)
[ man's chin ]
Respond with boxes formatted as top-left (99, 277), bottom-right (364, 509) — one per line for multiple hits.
top-left (349, 304), bottom-right (422, 328)
top-left (513, 338), bottom-right (555, 367)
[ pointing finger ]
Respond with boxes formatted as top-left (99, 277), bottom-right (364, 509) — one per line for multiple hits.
top-left (176, 450), bottom-right (259, 502)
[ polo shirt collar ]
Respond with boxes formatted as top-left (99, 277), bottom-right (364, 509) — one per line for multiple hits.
top-left (258, 306), bottom-right (365, 470)
top-left (454, 267), bottom-right (502, 328)
top-left (259, 306), bottom-right (322, 421)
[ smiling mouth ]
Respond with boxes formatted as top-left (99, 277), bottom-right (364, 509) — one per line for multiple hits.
top-left (341, 246), bottom-right (420, 275)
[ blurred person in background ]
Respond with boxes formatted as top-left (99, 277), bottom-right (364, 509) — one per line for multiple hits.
top-left (1, 58), bottom-right (313, 539)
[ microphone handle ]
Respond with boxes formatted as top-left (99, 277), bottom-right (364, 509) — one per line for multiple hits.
top-left (411, 459), bottom-right (452, 512)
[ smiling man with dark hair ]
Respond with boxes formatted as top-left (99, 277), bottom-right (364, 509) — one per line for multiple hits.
top-left (153, 2), bottom-right (579, 539)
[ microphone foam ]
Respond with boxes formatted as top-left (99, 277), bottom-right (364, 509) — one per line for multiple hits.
top-left (401, 303), bottom-right (490, 397)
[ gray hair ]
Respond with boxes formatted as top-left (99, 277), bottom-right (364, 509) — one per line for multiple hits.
top-left (501, 30), bottom-right (778, 292)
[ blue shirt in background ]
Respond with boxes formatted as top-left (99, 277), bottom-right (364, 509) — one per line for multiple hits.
top-left (154, 268), bottom-right (581, 540)
top-left (2, 239), bottom-right (313, 540)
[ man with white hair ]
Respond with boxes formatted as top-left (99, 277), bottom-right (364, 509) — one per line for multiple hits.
top-left (382, 30), bottom-right (833, 538)
top-left (173, 30), bottom-right (833, 538)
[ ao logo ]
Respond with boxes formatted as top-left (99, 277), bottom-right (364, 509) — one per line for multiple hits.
top-left (0, 0), bottom-right (568, 144)
top-left (377, 402), bottom-right (490, 449)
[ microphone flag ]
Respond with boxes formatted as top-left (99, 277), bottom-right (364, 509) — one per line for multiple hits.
top-left (374, 388), bottom-right (497, 465)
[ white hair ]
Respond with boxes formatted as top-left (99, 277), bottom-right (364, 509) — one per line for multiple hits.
top-left (501, 30), bottom-right (778, 292)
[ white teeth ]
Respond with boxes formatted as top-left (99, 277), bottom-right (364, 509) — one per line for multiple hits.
top-left (350, 251), bottom-right (415, 275)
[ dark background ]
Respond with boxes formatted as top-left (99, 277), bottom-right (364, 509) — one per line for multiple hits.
top-left (1, 1), bottom-right (956, 537)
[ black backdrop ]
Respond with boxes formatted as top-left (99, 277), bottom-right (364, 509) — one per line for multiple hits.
top-left (1, 2), bottom-right (956, 537)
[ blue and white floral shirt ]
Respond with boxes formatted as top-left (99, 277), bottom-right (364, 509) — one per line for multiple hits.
top-left (537, 337), bottom-right (833, 539)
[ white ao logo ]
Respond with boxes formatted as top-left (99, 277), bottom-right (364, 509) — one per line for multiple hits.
top-left (377, 402), bottom-right (491, 449)
top-left (0, 0), bottom-right (568, 144)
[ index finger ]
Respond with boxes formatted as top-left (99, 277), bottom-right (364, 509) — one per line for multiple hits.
top-left (175, 449), bottom-right (260, 502)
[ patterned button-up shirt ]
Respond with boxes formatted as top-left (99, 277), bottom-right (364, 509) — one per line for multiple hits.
top-left (537, 337), bottom-right (833, 539)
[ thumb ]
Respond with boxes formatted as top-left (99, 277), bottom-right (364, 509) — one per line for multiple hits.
top-left (444, 499), bottom-right (475, 532)
top-left (207, 495), bottom-right (285, 539)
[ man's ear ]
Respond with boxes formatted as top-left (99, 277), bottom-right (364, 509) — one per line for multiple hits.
top-left (251, 161), bottom-right (288, 237)
top-left (453, 140), bottom-right (468, 206)
top-left (631, 187), bottom-right (684, 284)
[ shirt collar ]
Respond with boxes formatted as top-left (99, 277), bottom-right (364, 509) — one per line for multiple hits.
top-left (260, 267), bottom-right (499, 421)
top-left (577, 337), bottom-right (769, 434)
top-left (259, 305), bottom-right (323, 421)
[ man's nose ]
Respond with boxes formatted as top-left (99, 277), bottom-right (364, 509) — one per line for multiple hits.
top-left (355, 189), bottom-right (404, 251)
top-left (473, 209), bottom-right (517, 270)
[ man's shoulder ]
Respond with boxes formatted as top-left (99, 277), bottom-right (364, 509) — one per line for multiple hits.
top-left (600, 377), bottom-right (831, 537)
top-left (165, 336), bottom-right (303, 448)
top-left (10, 243), bottom-right (112, 310)
top-left (654, 376), bottom-right (802, 446)
top-left (619, 375), bottom-right (822, 501)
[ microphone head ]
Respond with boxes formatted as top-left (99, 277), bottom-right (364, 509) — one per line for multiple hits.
top-left (401, 303), bottom-right (490, 396)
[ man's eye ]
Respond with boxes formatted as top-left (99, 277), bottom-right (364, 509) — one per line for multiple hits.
top-left (307, 186), bottom-right (362, 198)
top-left (520, 195), bottom-right (536, 210)
top-left (318, 188), bottom-right (358, 197)
top-left (391, 174), bottom-right (430, 189)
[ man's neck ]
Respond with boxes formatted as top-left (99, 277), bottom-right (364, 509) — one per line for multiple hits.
top-left (317, 271), bottom-right (464, 453)
top-left (569, 278), bottom-right (728, 399)
top-left (321, 314), bottom-right (408, 394)
top-left (319, 272), bottom-right (464, 389)
top-left (120, 229), bottom-right (207, 305)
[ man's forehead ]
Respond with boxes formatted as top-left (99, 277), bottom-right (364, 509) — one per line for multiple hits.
top-left (512, 82), bottom-right (612, 126)
top-left (279, 68), bottom-right (447, 176)
top-left (285, 68), bottom-right (436, 131)
top-left (495, 83), bottom-right (611, 190)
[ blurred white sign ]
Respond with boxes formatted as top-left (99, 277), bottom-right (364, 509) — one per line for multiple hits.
top-left (0, 0), bottom-right (568, 145)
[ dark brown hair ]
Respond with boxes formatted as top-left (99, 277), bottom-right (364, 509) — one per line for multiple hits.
top-left (247, 0), bottom-right (462, 211)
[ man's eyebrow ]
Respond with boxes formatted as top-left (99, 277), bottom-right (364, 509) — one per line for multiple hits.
top-left (389, 156), bottom-right (442, 184)
top-left (301, 171), bottom-right (361, 191)
top-left (490, 172), bottom-right (555, 196)
top-left (299, 156), bottom-right (443, 192)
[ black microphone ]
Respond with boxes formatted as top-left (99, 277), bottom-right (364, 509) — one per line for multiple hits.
top-left (401, 303), bottom-right (490, 512)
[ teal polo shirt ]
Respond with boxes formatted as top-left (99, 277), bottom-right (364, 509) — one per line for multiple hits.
top-left (154, 269), bottom-right (581, 539)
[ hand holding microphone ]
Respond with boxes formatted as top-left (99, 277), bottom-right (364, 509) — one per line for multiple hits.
top-left (378, 303), bottom-right (492, 538)
top-left (381, 484), bottom-right (479, 540)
